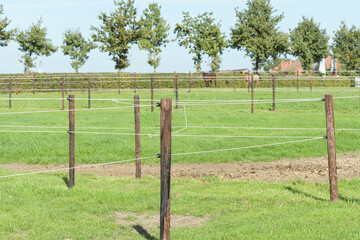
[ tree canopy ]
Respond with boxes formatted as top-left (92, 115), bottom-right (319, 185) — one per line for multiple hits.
top-left (61, 29), bottom-right (96, 73)
top-left (174, 12), bottom-right (227, 72)
top-left (138, 3), bottom-right (170, 73)
top-left (16, 19), bottom-right (57, 74)
top-left (91, 0), bottom-right (141, 71)
top-left (290, 17), bottom-right (329, 71)
top-left (0, 4), bottom-right (14, 47)
top-left (230, 0), bottom-right (288, 72)
top-left (332, 22), bottom-right (360, 71)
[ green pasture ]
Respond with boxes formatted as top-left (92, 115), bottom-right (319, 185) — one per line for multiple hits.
top-left (0, 87), bottom-right (359, 165)
top-left (1, 170), bottom-right (360, 239)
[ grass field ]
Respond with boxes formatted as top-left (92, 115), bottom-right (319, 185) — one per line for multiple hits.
top-left (1, 86), bottom-right (360, 239)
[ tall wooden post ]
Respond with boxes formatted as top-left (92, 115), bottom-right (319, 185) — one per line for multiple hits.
top-left (188, 71), bottom-right (191, 93)
top-left (310, 70), bottom-right (313, 92)
top-left (81, 74), bottom-right (84, 94)
top-left (68, 94), bottom-right (75, 188)
top-left (134, 72), bottom-right (137, 94)
top-left (134, 95), bottom-right (141, 179)
top-left (88, 76), bottom-right (91, 109)
top-left (175, 75), bottom-right (178, 109)
top-left (117, 72), bottom-right (121, 94)
top-left (324, 94), bottom-right (338, 202)
top-left (62, 77), bottom-right (65, 110)
top-left (297, 70), bottom-right (299, 92)
top-left (251, 75), bottom-right (254, 113)
top-left (16, 76), bottom-right (18, 95)
top-left (234, 71), bottom-right (236, 92)
top-left (272, 74), bottom-right (276, 111)
top-left (160, 98), bottom-right (172, 240)
top-left (151, 76), bottom-right (154, 112)
top-left (9, 77), bottom-right (12, 109)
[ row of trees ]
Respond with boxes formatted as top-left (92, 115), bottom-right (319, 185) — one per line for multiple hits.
top-left (1, 0), bottom-right (360, 74)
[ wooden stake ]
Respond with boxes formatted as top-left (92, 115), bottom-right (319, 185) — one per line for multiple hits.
top-left (151, 77), bottom-right (154, 112)
top-left (134, 95), bottom-right (141, 179)
top-left (324, 94), bottom-right (338, 202)
top-left (68, 94), bottom-right (75, 188)
top-left (9, 77), bottom-right (11, 109)
top-left (272, 74), bottom-right (276, 111)
top-left (62, 77), bottom-right (65, 110)
top-left (251, 75), bottom-right (254, 113)
top-left (88, 76), bottom-right (91, 109)
top-left (160, 98), bottom-right (172, 240)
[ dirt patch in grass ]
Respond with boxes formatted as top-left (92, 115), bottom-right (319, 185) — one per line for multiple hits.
top-left (113, 212), bottom-right (208, 228)
top-left (1, 152), bottom-right (360, 182)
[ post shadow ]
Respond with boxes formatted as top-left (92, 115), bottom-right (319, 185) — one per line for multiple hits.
top-left (133, 225), bottom-right (157, 240)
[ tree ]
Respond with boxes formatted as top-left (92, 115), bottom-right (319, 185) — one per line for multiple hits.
top-left (290, 17), bottom-right (329, 71)
top-left (174, 12), bottom-right (227, 72)
top-left (230, 0), bottom-right (288, 72)
top-left (91, 0), bottom-right (141, 71)
top-left (16, 19), bottom-right (57, 74)
top-left (332, 22), bottom-right (360, 70)
top-left (138, 3), bottom-right (170, 73)
top-left (0, 4), bottom-right (14, 47)
top-left (61, 29), bottom-right (96, 73)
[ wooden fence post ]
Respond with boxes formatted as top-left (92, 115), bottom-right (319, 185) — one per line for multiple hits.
top-left (88, 76), bottom-right (91, 109)
top-left (16, 76), bottom-right (18, 95)
top-left (151, 76), bottom-right (154, 112)
top-left (175, 75), bottom-right (178, 110)
top-left (82, 74), bottom-right (84, 94)
top-left (118, 72), bottom-right (121, 94)
top-left (134, 72), bottom-right (137, 94)
top-left (324, 94), bottom-right (338, 202)
top-left (62, 77), bottom-right (65, 110)
top-left (9, 77), bottom-right (11, 109)
top-left (188, 71), bottom-right (191, 93)
top-left (134, 95), bottom-right (141, 179)
top-left (234, 71), bottom-right (236, 92)
top-left (272, 74), bottom-right (276, 111)
top-left (251, 75), bottom-right (254, 113)
top-left (310, 70), bottom-right (313, 92)
top-left (68, 94), bottom-right (75, 188)
top-left (159, 98), bottom-right (172, 240)
top-left (297, 70), bottom-right (299, 92)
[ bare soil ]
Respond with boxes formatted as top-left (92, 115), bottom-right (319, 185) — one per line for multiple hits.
top-left (2, 152), bottom-right (360, 183)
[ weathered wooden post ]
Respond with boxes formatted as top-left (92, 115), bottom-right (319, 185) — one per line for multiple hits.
top-left (175, 75), bottom-right (178, 110)
top-left (9, 77), bottom-right (12, 109)
top-left (88, 76), bottom-right (91, 109)
top-left (251, 75), bottom-right (254, 114)
top-left (68, 94), bottom-right (75, 188)
top-left (324, 94), bottom-right (338, 202)
top-left (134, 95), bottom-right (141, 179)
top-left (272, 74), bottom-right (276, 111)
top-left (62, 77), bottom-right (65, 110)
top-left (188, 71), bottom-right (191, 93)
top-left (151, 76), bottom-right (154, 112)
top-left (234, 71), bottom-right (236, 92)
top-left (310, 70), bottom-right (313, 92)
top-left (81, 74), bottom-right (84, 94)
top-left (16, 76), bottom-right (18, 95)
top-left (134, 72), bottom-right (137, 94)
top-left (297, 70), bottom-right (299, 92)
top-left (159, 98), bottom-right (172, 240)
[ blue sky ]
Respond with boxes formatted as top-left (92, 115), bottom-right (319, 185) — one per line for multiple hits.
top-left (0, 0), bottom-right (359, 74)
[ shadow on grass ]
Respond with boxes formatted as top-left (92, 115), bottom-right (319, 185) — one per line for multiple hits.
top-left (285, 186), bottom-right (327, 202)
top-left (133, 225), bottom-right (157, 240)
top-left (62, 177), bottom-right (69, 187)
top-left (339, 195), bottom-right (360, 204)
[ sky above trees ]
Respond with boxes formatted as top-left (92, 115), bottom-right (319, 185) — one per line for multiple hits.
top-left (0, 0), bottom-right (359, 73)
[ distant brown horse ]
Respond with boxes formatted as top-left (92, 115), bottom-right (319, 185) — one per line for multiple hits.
top-left (243, 74), bottom-right (260, 88)
top-left (201, 72), bottom-right (217, 87)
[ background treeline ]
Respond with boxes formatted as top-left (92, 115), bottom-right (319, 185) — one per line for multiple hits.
top-left (0, 0), bottom-right (360, 74)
